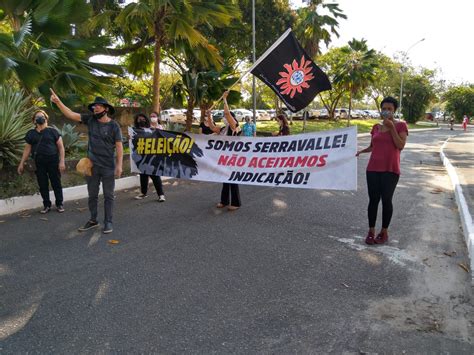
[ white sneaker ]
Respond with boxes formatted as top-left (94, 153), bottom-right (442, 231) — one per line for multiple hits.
top-left (135, 194), bottom-right (147, 200)
top-left (158, 195), bottom-right (166, 202)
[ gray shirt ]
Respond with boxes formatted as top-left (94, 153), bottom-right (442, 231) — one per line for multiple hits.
top-left (81, 114), bottom-right (122, 169)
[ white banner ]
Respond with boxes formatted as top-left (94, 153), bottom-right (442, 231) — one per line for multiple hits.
top-left (129, 126), bottom-right (357, 190)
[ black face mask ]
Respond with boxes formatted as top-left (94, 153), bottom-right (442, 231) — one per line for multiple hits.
top-left (137, 120), bottom-right (147, 128)
top-left (35, 116), bottom-right (46, 125)
top-left (93, 110), bottom-right (107, 120)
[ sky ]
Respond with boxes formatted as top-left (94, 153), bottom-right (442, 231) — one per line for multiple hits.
top-left (94, 0), bottom-right (473, 85)
top-left (291, 0), bottom-right (474, 84)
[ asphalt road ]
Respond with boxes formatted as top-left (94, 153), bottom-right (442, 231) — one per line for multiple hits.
top-left (1, 128), bottom-right (473, 353)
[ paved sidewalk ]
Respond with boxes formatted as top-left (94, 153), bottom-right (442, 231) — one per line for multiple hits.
top-left (443, 131), bottom-right (474, 219)
top-left (442, 130), bottom-right (474, 276)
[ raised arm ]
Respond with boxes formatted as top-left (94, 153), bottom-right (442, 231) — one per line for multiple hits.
top-left (50, 88), bottom-right (81, 122)
top-left (384, 119), bottom-right (407, 150)
top-left (222, 91), bottom-right (237, 131)
top-left (205, 110), bottom-right (221, 134)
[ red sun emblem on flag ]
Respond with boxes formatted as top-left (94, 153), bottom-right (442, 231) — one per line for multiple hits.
top-left (276, 56), bottom-right (315, 98)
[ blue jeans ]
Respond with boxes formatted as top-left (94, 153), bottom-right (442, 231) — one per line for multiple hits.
top-left (86, 165), bottom-right (115, 224)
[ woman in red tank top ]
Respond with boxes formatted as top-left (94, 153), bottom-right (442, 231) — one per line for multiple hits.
top-left (356, 97), bottom-right (408, 245)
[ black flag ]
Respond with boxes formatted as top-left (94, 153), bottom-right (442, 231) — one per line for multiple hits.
top-left (250, 29), bottom-right (331, 113)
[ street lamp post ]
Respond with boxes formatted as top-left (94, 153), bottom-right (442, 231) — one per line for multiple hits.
top-left (399, 38), bottom-right (425, 119)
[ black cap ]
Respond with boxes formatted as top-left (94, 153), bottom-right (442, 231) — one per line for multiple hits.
top-left (88, 97), bottom-right (115, 115)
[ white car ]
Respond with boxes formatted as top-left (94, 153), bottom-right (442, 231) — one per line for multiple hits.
top-left (256, 110), bottom-right (271, 120)
top-left (160, 109), bottom-right (186, 123)
top-left (232, 109), bottom-right (254, 122)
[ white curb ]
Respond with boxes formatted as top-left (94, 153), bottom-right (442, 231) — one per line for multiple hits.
top-left (440, 138), bottom-right (474, 281)
top-left (0, 175), bottom-right (141, 216)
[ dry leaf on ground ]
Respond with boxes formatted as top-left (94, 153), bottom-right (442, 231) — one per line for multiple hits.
top-left (107, 239), bottom-right (120, 245)
top-left (443, 251), bottom-right (457, 257)
top-left (458, 263), bottom-right (470, 273)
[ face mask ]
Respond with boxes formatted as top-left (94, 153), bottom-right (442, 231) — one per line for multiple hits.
top-left (93, 110), bottom-right (107, 119)
top-left (381, 110), bottom-right (393, 119)
top-left (150, 116), bottom-right (158, 123)
top-left (35, 116), bottom-right (46, 125)
top-left (138, 120), bottom-right (146, 127)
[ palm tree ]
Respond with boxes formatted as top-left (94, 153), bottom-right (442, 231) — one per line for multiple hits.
top-left (294, 0), bottom-right (347, 57)
top-left (334, 39), bottom-right (378, 126)
top-left (0, 0), bottom-right (122, 104)
top-left (114, 0), bottom-right (238, 113)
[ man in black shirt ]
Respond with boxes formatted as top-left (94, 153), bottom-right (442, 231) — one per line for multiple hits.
top-left (50, 89), bottom-right (123, 234)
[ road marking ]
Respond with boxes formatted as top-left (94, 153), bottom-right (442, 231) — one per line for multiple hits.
top-left (327, 235), bottom-right (420, 268)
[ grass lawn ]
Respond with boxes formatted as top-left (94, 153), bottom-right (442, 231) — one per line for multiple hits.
top-left (255, 119), bottom-right (432, 135)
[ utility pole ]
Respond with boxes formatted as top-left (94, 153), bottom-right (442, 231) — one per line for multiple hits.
top-left (252, 0), bottom-right (257, 124)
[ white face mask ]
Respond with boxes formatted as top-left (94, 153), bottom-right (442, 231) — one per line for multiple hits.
top-left (150, 116), bottom-right (158, 123)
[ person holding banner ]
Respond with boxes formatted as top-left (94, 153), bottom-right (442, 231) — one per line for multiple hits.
top-left (356, 97), bottom-right (408, 245)
top-left (150, 111), bottom-right (164, 130)
top-left (273, 114), bottom-right (290, 136)
top-left (205, 91), bottom-right (242, 211)
top-left (133, 113), bottom-right (166, 202)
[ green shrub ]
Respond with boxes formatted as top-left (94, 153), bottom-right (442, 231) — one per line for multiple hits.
top-left (52, 123), bottom-right (86, 156)
top-left (0, 86), bottom-right (34, 170)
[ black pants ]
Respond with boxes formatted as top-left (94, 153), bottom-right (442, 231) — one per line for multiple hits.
top-left (86, 165), bottom-right (115, 224)
top-left (140, 174), bottom-right (164, 196)
top-left (35, 155), bottom-right (63, 208)
top-left (366, 171), bottom-right (399, 229)
top-left (220, 183), bottom-right (241, 207)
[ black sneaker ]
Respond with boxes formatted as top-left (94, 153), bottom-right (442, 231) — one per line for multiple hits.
top-left (57, 205), bottom-right (65, 213)
top-left (40, 206), bottom-right (51, 214)
top-left (78, 220), bottom-right (99, 232)
top-left (103, 222), bottom-right (113, 234)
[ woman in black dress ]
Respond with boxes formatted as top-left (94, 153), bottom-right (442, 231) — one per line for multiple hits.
top-left (206, 91), bottom-right (241, 211)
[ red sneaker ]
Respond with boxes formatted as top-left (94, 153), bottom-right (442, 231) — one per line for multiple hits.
top-left (365, 231), bottom-right (376, 245)
top-left (375, 231), bottom-right (388, 244)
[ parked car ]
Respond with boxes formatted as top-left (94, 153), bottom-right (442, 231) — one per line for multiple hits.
top-left (233, 109), bottom-right (253, 122)
top-left (318, 108), bottom-right (329, 118)
top-left (334, 108), bottom-right (348, 119)
top-left (212, 110), bottom-right (224, 122)
top-left (160, 109), bottom-right (186, 123)
top-left (256, 109), bottom-right (271, 120)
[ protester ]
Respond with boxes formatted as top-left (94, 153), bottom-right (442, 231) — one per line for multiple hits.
top-left (150, 111), bottom-right (164, 130)
top-left (273, 114), bottom-right (290, 136)
top-left (133, 113), bottom-right (166, 202)
top-left (205, 90), bottom-right (241, 211)
top-left (242, 116), bottom-right (256, 137)
top-left (356, 96), bottom-right (408, 245)
top-left (17, 110), bottom-right (66, 214)
top-left (50, 89), bottom-right (123, 234)
top-left (199, 115), bottom-right (215, 135)
top-left (462, 115), bottom-right (469, 132)
top-left (450, 115), bottom-right (455, 130)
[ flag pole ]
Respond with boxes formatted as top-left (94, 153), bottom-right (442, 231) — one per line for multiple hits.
top-left (209, 28), bottom-right (293, 110)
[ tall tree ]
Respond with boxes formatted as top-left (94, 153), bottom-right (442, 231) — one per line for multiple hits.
top-left (0, 0), bottom-right (122, 105)
top-left (294, 0), bottom-right (347, 57)
top-left (443, 85), bottom-right (474, 120)
top-left (368, 53), bottom-right (401, 111)
top-left (316, 46), bottom-right (348, 120)
top-left (401, 71), bottom-right (435, 123)
top-left (113, 0), bottom-right (238, 113)
top-left (334, 38), bottom-right (378, 125)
